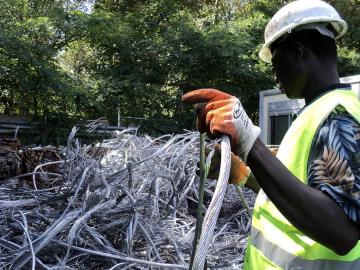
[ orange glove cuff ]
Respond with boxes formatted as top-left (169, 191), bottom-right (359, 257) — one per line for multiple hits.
top-left (229, 154), bottom-right (251, 186)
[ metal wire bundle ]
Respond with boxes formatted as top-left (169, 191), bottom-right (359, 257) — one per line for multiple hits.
top-left (0, 128), bottom-right (256, 270)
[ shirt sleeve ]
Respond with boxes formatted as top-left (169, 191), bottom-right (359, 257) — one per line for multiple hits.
top-left (307, 105), bottom-right (360, 225)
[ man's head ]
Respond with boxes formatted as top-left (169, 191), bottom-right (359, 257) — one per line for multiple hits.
top-left (259, 0), bottom-right (347, 99)
top-left (270, 30), bottom-right (337, 98)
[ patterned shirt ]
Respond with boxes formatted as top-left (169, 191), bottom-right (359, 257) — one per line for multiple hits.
top-left (308, 89), bottom-right (360, 225)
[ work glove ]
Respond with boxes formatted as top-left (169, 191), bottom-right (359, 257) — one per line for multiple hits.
top-left (205, 144), bottom-right (251, 186)
top-left (182, 88), bottom-right (261, 161)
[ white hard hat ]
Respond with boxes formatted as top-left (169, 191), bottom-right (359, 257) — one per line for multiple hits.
top-left (259, 0), bottom-right (348, 63)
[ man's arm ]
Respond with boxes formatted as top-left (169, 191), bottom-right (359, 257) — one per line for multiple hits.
top-left (247, 138), bottom-right (359, 255)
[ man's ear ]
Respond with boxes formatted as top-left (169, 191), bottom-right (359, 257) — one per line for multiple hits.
top-left (291, 41), bottom-right (305, 63)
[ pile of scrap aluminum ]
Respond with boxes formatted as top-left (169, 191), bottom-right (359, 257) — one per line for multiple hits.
top-left (0, 127), bottom-right (256, 269)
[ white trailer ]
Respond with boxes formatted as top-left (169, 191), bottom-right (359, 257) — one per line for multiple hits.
top-left (259, 75), bottom-right (360, 145)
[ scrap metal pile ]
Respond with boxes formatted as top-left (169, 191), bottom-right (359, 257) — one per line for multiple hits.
top-left (0, 127), bottom-right (256, 269)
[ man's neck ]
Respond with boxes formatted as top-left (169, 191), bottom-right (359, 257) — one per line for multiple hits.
top-left (304, 67), bottom-right (340, 104)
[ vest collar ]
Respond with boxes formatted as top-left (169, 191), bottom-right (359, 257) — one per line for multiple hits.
top-left (299, 83), bottom-right (352, 114)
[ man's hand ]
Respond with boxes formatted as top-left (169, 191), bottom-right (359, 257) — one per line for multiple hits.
top-left (182, 88), bottom-right (260, 161)
top-left (205, 144), bottom-right (251, 186)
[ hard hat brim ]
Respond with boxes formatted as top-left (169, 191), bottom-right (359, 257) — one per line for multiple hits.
top-left (259, 18), bottom-right (348, 64)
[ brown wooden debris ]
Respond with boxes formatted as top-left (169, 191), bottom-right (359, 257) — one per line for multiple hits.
top-left (0, 137), bottom-right (62, 181)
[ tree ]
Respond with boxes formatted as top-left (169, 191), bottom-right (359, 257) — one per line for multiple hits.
top-left (0, 0), bottom-right (89, 119)
top-left (1, 0), bottom-right (359, 141)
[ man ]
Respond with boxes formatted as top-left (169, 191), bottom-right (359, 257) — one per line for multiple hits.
top-left (182, 0), bottom-right (360, 269)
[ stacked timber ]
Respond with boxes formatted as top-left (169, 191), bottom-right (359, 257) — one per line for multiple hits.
top-left (0, 137), bottom-right (21, 180)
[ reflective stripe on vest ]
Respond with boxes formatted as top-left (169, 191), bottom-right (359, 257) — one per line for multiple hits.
top-left (244, 89), bottom-right (360, 270)
top-left (251, 226), bottom-right (360, 270)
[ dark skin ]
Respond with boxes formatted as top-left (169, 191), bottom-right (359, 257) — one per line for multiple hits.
top-left (271, 41), bottom-right (340, 102)
top-left (248, 139), bottom-right (359, 255)
top-left (246, 40), bottom-right (359, 255)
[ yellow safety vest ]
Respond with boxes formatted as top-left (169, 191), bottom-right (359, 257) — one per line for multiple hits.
top-left (244, 89), bottom-right (360, 270)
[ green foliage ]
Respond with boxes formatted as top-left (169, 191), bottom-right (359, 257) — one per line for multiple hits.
top-left (83, 0), bottom-right (277, 132)
top-left (1, 0), bottom-right (359, 142)
top-left (0, 0), bottom-right (89, 120)
top-left (329, 0), bottom-right (360, 76)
